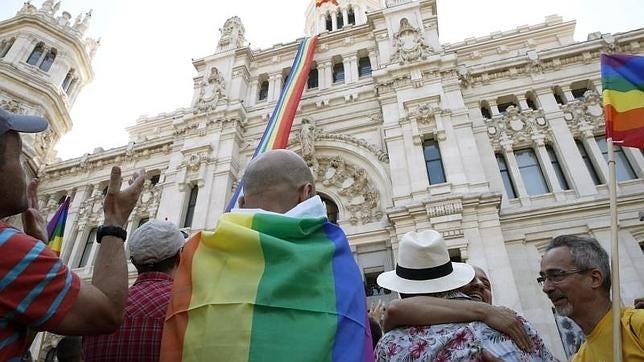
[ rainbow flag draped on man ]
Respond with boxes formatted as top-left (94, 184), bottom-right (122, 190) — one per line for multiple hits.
top-left (601, 54), bottom-right (644, 148)
top-left (161, 212), bottom-right (372, 361)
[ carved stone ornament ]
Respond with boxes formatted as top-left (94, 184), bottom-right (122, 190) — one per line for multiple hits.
top-left (131, 179), bottom-right (162, 219)
top-left (194, 67), bottom-right (227, 113)
top-left (407, 103), bottom-right (442, 125)
top-left (34, 127), bottom-right (59, 161)
top-left (289, 119), bottom-right (389, 163)
top-left (217, 16), bottom-right (246, 50)
top-left (314, 156), bottom-right (384, 225)
top-left (456, 66), bottom-right (472, 88)
top-left (561, 89), bottom-right (604, 138)
top-left (77, 187), bottom-right (105, 227)
top-left (390, 18), bottom-right (431, 65)
top-left (485, 105), bottom-right (548, 151)
top-left (0, 98), bottom-right (23, 114)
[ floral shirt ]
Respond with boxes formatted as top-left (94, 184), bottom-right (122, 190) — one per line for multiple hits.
top-left (375, 294), bottom-right (559, 362)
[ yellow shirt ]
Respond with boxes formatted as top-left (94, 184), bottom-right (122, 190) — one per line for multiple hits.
top-left (572, 308), bottom-right (644, 362)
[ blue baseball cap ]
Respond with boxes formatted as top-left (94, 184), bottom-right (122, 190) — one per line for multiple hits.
top-left (0, 108), bottom-right (48, 135)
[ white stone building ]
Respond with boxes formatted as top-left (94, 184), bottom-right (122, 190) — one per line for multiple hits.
top-left (1, 0), bottom-right (643, 360)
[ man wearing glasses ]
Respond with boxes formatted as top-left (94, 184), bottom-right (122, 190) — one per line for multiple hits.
top-left (539, 235), bottom-right (644, 361)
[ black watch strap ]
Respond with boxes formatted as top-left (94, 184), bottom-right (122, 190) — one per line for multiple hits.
top-left (96, 225), bottom-right (127, 244)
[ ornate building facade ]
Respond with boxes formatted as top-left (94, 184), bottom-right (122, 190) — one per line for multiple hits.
top-left (2, 0), bottom-right (643, 360)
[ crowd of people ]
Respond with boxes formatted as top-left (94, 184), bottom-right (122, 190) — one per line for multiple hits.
top-left (1, 108), bottom-right (643, 361)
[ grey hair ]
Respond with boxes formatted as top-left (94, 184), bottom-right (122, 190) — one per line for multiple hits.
top-left (546, 235), bottom-right (611, 292)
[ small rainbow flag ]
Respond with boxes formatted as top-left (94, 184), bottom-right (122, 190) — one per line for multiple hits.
top-left (46, 196), bottom-right (70, 256)
top-left (601, 54), bottom-right (644, 148)
top-left (161, 212), bottom-right (372, 362)
top-left (225, 36), bottom-right (318, 211)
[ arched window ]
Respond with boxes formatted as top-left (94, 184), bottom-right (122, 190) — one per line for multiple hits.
top-left (258, 79), bottom-right (269, 101)
top-left (571, 80), bottom-right (592, 99)
top-left (546, 145), bottom-right (570, 190)
top-left (137, 217), bottom-right (150, 228)
top-left (39, 48), bottom-right (57, 71)
top-left (553, 86), bottom-right (566, 105)
top-left (319, 193), bottom-right (339, 224)
top-left (516, 149), bottom-right (549, 195)
top-left (336, 11), bottom-right (344, 29)
top-left (332, 61), bottom-right (344, 83)
top-left (496, 95), bottom-right (519, 113)
top-left (595, 136), bottom-right (636, 181)
top-left (576, 140), bottom-right (601, 185)
top-left (26, 42), bottom-right (44, 65)
top-left (347, 7), bottom-right (356, 25)
top-left (325, 14), bottom-right (333, 31)
top-left (480, 101), bottom-right (492, 119)
top-left (307, 66), bottom-right (318, 89)
top-left (150, 174), bottom-right (161, 185)
top-left (0, 37), bottom-right (15, 58)
top-left (183, 185), bottom-right (199, 228)
top-left (526, 91), bottom-right (539, 110)
top-left (358, 56), bottom-right (371, 77)
top-left (496, 153), bottom-right (517, 199)
top-left (61, 69), bottom-right (75, 91)
top-left (78, 227), bottom-right (97, 268)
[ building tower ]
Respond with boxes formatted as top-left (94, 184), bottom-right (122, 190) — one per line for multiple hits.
top-left (0, 0), bottom-right (96, 172)
top-left (305, 0), bottom-right (381, 35)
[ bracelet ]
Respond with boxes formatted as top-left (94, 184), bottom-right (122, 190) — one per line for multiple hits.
top-left (95, 225), bottom-right (127, 244)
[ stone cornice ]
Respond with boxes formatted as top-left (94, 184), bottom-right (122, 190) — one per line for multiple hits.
top-left (40, 137), bottom-right (174, 178)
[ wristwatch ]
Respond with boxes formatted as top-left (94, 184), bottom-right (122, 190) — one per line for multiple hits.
top-left (96, 225), bottom-right (127, 244)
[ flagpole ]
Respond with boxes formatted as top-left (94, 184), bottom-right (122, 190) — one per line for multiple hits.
top-left (608, 137), bottom-right (622, 362)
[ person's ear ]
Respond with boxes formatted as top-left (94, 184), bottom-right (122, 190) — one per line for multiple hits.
top-left (298, 183), bottom-right (314, 203)
top-left (589, 269), bottom-right (604, 289)
top-left (238, 195), bottom-right (246, 209)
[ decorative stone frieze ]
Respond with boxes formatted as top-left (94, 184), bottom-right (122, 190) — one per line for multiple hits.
top-left (193, 67), bottom-right (227, 113)
top-left (561, 90), bottom-right (604, 138)
top-left (390, 18), bottom-right (431, 65)
top-left (485, 106), bottom-right (548, 151)
top-left (131, 179), bottom-right (162, 219)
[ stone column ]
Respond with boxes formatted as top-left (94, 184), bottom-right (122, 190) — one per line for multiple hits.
top-left (247, 77), bottom-right (258, 107)
top-left (319, 15), bottom-right (326, 33)
top-left (488, 99), bottom-right (500, 117)
top-left (342, 8), bottom-right (349, 28)
top-left (532, 138), bottom-right (564, 198)
top-left (368, 50), bottom-right (378, 72)
top-left (269, 73), bottom-right (282, 102)
top-left (61, 186), bottom-right (90, 263)
top-left (516, 94), bottom-right (529, 111)
top-left (581, 133), bottom-right (608, 184)
top-left (331, 11), bottom-right (337, 31)
top-left (560, 85), bottom-right (574, 103)
top-left (320, 61), bottom-right (332, 90)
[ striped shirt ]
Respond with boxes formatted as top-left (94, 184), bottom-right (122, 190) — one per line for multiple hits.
top-left (0, 223), bottom-right (80, 361)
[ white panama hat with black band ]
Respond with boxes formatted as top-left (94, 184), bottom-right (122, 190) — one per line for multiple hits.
top-left (377, 229), bottom-right (475, 294)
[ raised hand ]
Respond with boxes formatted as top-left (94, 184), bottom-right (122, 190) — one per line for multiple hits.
top-left (483, 305), bottom-right (533, 353)
top-left (103, 167), bottom-right (145, 228)
top-left (21, 178), bottom-right (48, 242)
top-left (369, 299), bottom-right (386, 326)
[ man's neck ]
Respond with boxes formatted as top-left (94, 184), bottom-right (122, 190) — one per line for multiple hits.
top-left (573, 296), bottom-right (611, 335)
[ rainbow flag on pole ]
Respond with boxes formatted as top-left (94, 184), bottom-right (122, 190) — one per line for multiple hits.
top-left (225, 36), bottom-right (318, 211)
top-left (46, 196), bottom-right (70, 256)
top-left (161, 212), bottom-right (372, 361)
top-left (601, 54), bottom-right (644, 148)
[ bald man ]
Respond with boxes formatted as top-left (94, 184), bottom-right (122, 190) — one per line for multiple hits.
top-left (161, 150), bottom-right (372, 361)
top-left (238, 149), bottom-right (316, 213)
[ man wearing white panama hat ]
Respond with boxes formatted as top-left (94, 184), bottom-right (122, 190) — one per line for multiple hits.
top-left (374, 230), bottom-right (558, 362)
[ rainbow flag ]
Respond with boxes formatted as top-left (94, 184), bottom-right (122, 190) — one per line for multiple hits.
top-left (225, 36), bottom-right (318, 211)
top-left (601, 54), bottom-right (644, 148)
top-left (160, 212), bottom-right (372, 362)
top-left (46, 196), bottom-right (70, 256)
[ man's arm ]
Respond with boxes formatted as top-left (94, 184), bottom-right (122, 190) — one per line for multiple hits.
top-left (384, 296), bottom-right (533, 352)
top-left (22, 167), bottom-right (145, 335)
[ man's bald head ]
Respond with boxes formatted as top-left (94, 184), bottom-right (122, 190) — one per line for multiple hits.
top-left (240, 150), bottom-right (316, 213)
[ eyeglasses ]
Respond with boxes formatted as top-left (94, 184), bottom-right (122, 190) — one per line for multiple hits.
top-left (537, 269), bottom-right (589, 286)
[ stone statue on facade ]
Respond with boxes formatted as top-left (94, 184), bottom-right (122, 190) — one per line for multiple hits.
top-left (194, 67), bottom-right (226, 113)
top-left (298, 118), bottom-right (319, 174)
top-left (217, 16), bottom-right (246, 51)
top-left (390, 18), bottom-right (431, 65)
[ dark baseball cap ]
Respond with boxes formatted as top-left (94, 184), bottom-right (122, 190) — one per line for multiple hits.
top-left (0, 108), bottom-right (48, 135)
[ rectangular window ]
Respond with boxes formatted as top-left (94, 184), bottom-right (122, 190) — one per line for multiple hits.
top-left (78, 227), bottom-right (97, 268)
top-left (364, 267), bottom-right (390, 297)
top-left (332, 63), bottom-right (344, 83)
top-left (595, 136), bottom-right (636, 181)
top-left (358, 57), bottom-right (372, 77)
top-left (516, 149), bottom-right (549, 196)
top-left (258, 81), bottom-right (268, 101)
top-left (423, 140), bottom-right (446, 185)
top-left (576, 141), bottom-right (601, 185)
top-left (307, 68), bottom-right (318, 89)
top-left (546, 146), bottom-right (570, 190)
top-left (496, 153), bottom-right (517, 199)
top-left (183, 185), bottom-right (199, 228)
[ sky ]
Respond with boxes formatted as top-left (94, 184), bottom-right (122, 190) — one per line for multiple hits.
top-left (1, 0), bottom-right (642, 160)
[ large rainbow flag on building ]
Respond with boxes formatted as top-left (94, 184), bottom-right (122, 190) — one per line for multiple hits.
top-left (160, 211), bottom-right (373, 361)
top-left (46, 196), bottom-right (70, 256)
top-left (225, 35), bottom-right (318, 211)
top-left (601, 54), bottom-right (644, 148)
